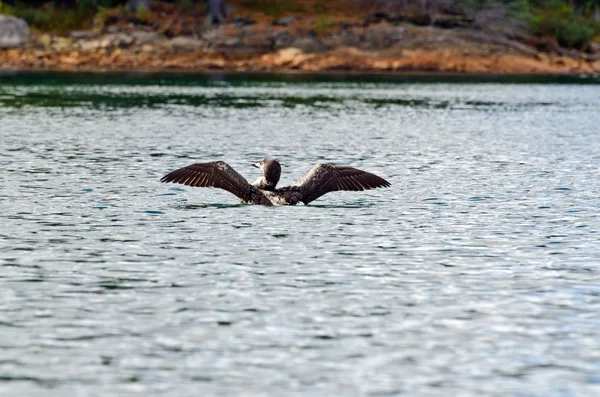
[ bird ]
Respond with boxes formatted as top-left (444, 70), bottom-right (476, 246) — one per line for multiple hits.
top-left (160, 158), bottom-right (391, 206)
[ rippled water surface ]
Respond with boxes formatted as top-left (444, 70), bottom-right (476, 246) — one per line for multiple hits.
top-left (1, 73), bottom-right (600, 396)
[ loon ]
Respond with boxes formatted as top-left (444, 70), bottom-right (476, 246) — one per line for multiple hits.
top-left (160, 158), bottom-right (391, 206)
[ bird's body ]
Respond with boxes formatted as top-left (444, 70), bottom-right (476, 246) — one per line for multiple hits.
top-left (160, 159), bottom-right (390, 206)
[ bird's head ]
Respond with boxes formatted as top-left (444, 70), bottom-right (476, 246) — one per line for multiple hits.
top-left (251, 158), bottom-right (281, 188)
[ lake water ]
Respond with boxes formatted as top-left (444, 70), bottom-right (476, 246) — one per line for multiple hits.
top-left (1, 72), bottom-right (599, 396)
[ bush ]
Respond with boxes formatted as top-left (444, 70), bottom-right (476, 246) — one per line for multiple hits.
top-left (314, 15), bottom-right (335, 35)
top-left (241, 0), bottom-right (305, 18)
top-left (4, 0), bottom-right (122, 33)
top-left (527, 0), bottom-right (600, 48)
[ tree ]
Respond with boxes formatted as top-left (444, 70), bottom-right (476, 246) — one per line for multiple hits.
top-left (207, 0), bottom-right (227, 25)
top-left (128, 0), bottom-right (152, 13)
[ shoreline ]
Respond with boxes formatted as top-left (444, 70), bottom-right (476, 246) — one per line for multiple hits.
top-left (2, 47), bottom-right (599, 75)
top-left (1, 67), bottom-right (599, 78)
top-left (2, 4), bottom-right (600, 76)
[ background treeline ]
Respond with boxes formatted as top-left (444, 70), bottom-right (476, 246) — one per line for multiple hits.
top-left (0, 0), bottom-right (599, 49)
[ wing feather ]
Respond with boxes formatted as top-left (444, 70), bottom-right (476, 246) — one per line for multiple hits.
top-left (293, 163), bottom-right (390, 204)
top-left (161, 161), bottom-right (257, 202)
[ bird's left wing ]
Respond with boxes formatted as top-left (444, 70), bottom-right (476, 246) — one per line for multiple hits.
top-left (161, 161), bottom-right (271, 205)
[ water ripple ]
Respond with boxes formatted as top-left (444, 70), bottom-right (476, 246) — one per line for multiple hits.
top-left (0, 74), bottom-right (599, 396)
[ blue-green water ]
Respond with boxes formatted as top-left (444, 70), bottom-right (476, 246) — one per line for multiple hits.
top-left (1, 73), bottom-right (600, 396)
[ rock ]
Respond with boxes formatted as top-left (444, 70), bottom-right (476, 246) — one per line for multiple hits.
top-left (275, 47), bottom-right (303, 63)
top-left (364, 24), bottom-right (404, 49)
top-left (322, 27), bottom-right (362, 49)
top-left (37, 34), bottom-right (52, 47)
top-left (274, 16), bottom-right (295, 26)
top-left (106, 26), bottom-right (121, 34)
top-left (291, 36), bottom-right (324, 53)
top-left (169, 36), bottom-right (204, 50)
top-left (78, 39), bottom-right (102, 51)
top-left (71, 30), bottom-right (97, 40)
top-left (270, 30), bottom-right (295, 49)
top-left (52, 37), bottom-right (72, 51)
top-left (202, 29), bottom-right (222, 42)
top-left (0, 15), bottom-right (30, 48)
top-left (262, 47), bottom-right (310, 68)
top-left (131, 31), bottom-right (160, 44)
top-left (223, 37), bottom-right (241, 47)
top-left (370, 11), bottom-right (473, 28)
top-left (86, 33), bottom-right (134, 49)
top-left (103, 33), bottom-right (134, 48)
top-left (431, 14), bottom-right (474, 29)
top-left (231, 17), bottom-right (256, 28)
top-left (371, 12), bottom-right (401, 24)
top-left (141, 43), bottom-right (155, 53)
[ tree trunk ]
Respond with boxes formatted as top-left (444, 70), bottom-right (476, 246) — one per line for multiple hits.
top-left (128, 0), bottom-right (153, 13)
top-left (207, 0), bottom-right (228, 25)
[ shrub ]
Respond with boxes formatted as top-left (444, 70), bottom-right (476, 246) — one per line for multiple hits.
top-left (314, 15), bottom-right (335, 35)
top-left (527, 0), bottom-right (600, 48)
top-left (241, 0), bottom-right (305, 18)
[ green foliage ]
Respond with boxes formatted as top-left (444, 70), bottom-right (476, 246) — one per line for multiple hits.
top-left (3, 0), bottom-right (122, 33)
top-left (241, 0), bottom-right (306, 18)
top-left (0, 0), bottom-right (12, 14)
top-left (313, 3), bottom-right (330, 14)
top-left (466, 0), bottom-right (600, 48)
top-left (93, 6), bottom-right (109, 34)
top-left (527, 0), bottom-right (600, 48)
top-left (134, 5), bottom-right (150, 22)
top-left (314, 15), bottom-right (335, 35)
top-left (11, 2), bottom-right (57, 30)
top-left (176, 0), bottom-right (193, 11)
top-left (4, 1), bottom-right (94, 33)
top-left (75, 0), bottom-right (119, 11)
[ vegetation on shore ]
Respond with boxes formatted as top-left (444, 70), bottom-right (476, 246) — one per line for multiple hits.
top-left (0, 0), bottom-right (599, 57)
top-left (0, 0), bottom-right (598, 48)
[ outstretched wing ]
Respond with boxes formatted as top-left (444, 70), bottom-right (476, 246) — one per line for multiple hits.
top-left (161, 161), bottom-right (259, 203)
top-left (293, 163), bottom-right (391, 205)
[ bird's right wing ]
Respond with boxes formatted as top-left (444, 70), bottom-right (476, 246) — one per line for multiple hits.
top-left (293, 163), bottom-right (391, 205)
top-left (161, 161), bottom-right (269, 204)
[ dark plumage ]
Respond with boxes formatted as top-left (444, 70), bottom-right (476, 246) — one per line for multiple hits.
top-left (161, 158), bottom-right (391, 206)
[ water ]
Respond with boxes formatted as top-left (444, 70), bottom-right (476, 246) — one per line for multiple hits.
top-left (1, 72), bottom-right (600, 396)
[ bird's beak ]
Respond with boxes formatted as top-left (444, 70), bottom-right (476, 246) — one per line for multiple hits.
top-left (251, 162), bottom-right (260, 169)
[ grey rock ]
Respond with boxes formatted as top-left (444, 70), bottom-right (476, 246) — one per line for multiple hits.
top-left (223, 37), bottom-right (241, 47)
top-left (364, 24), bottom-right (404, 49)
top-left (202, 28), bottom-right (222, 42)
top-left (274, 16), bottom-right (295, 26)
top-left (131, 31), bottom-right (160, 44)
top-left (71, 30), bottom-right (97, 40)
top-left (0, 15), bottom-right (30, 48)
top-left (77, 39), bottom-right (102, 51)
top-left (231, 17), bottom-right (256, 28)
top-left (102, 33), bottom-right (134, 48)
top-left (290, 36), bottom-right (324, 53)
top-left (106, 26), bottom-right (121, 34)
top-left (322, 27), bottom-right (362, 49)
top-left (270, 30), bottom-right (295, 49)
top-left (169, 36), bottom-right (204, 50)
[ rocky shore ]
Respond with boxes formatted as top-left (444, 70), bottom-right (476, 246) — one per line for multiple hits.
top-left (1, 10), bottom-right (600, 74)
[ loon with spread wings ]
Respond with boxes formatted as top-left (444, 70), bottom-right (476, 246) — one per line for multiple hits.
top-left (160, 159), bottom-right (390, 206)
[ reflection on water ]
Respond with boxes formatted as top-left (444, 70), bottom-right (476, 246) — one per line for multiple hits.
top-left (1, 73), bottom-right (600, 396)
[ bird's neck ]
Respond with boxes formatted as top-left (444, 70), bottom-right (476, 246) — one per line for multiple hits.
top-left (252, 177), bottom-right (277, 191)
